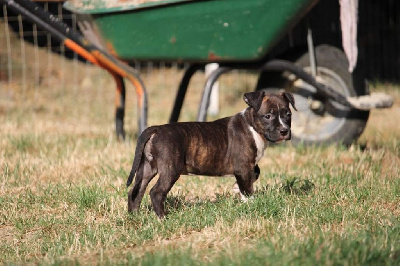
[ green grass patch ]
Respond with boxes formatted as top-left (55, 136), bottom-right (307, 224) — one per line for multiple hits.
top-left (0, 67), bottom-right (399, 264)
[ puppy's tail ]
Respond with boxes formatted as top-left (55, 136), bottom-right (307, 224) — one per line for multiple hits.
top-left (126, 127), bottom-right (156, 187)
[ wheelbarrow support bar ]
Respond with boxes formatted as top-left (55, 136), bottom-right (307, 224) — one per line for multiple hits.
top-left (197, 59), bottom-right (371, 122)
top-left (260, 60), bottom-right (392, 110)
top-left (1, 0), bottom-right (148, 136)
top-left (262, 60), bottom-right (354, 107)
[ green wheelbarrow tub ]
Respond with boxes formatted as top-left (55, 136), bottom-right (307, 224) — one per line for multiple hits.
top-left (65, 0), bottom-right (318, 62)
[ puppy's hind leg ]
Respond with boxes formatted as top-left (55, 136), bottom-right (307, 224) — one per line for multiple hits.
top-left (150, 166), bottom-right (182, 219)
top-left (128, 159), bottom-right (157, 213)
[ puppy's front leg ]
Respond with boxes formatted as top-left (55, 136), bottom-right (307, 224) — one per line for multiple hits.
top-left (234, 168), bottom-right (257, 202)
top-left (233, 165), bottom-right (260, 199)
top-left (254, 165), bottom-right (260, 180)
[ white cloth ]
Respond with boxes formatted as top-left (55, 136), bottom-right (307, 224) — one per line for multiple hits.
top-left (339, 0), bottom-right (359, 72)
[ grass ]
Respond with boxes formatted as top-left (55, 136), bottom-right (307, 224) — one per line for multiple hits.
top-left (1, 50), bottom-right (400, 264)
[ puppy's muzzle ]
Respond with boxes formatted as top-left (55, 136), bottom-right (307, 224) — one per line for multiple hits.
top-left (280, 128), bottom-right (289, 137)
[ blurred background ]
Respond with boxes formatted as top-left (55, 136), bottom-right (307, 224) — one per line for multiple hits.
top-left (0, 0), bottom-right (399, 140)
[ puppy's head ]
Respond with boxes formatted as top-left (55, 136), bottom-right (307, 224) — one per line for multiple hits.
top-left (243, 91), bottom-right (297, 143)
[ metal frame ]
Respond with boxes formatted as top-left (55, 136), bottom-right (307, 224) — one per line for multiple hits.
top-left (195, 59), bottom-right (356, 122)
top-left (169, 64), bottom-right (203, 123)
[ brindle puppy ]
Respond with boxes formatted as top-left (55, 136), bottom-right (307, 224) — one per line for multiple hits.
top-left (126, 91), bottom-right (296, 218)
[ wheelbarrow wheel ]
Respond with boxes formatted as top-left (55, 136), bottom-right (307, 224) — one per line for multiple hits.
top-left (256, 45), bottom-right (369, 146)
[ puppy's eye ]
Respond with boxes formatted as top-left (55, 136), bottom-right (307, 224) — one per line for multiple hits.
top-left (287, 112), bottom-right (292, 117)
top-left (264, 114), bottom-right (272, 120)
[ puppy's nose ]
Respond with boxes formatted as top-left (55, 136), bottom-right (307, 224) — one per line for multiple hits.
top-left (280, 128), bottom-right (289, 136)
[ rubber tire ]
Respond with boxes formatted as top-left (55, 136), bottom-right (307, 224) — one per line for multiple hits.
top-left (256, 45), bottom-right (369, 146)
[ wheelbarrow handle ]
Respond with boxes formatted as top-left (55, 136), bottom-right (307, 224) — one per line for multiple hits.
top-left (1, 0), bottom-right (148, 135)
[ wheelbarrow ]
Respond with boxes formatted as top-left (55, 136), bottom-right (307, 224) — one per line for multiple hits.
top-left (3, 0), bottom-right (394, 145)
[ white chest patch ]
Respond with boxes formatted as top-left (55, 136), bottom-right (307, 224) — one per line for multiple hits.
top-left (249, 126), bottom-right (266, 164)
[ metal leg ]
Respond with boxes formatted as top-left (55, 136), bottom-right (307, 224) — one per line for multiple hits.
top-left (113, 73), bottom-right (126, 140)
top-left (197, 67), bottom-right (231, 122)
top-left (169, 64), bottom-right (202, 123)
top-left (138, 88), bottom-right (148, 134)
top-left (307, 28), bottom-right (317, 77)
top-left (125, 75), bottom-right (148, 134)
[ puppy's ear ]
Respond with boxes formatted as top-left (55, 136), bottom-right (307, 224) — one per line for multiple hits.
top-left (280, 92), bottom-right (297, 111)
top-left (243, 91), bottom-right (265, 110)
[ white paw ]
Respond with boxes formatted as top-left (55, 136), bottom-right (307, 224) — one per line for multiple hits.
top-left (232, 183), bottom-right (240, 194)
top-left (240, 193), bottom-right (254, 203)
top-left (232, 183), bottom-right (254, 203)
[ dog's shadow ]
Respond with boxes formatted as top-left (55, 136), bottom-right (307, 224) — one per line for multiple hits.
top-left (142, 192), bottom-right (234, 216)
top-left (141, 179), bottom-right (315, 216)
top-left (279, 178), bottom-right (315, 195)
top-left (141, 195), bottom-right (196, 214)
